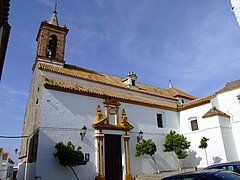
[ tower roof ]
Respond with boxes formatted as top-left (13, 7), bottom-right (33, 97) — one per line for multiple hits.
top-left (48, 4), bottom-right (59, 26)
top-left (202, 106), bottom-right (230, 119)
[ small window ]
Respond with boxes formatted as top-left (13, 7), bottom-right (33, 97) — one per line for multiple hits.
top-left (190, 119), bottom-right (199, 131)
top-left (157, 114), bottom-right (163, 128)
top-left (132, 79), bottom-right (135, 86)
top-left (182, 99), bottom-right (185, 104)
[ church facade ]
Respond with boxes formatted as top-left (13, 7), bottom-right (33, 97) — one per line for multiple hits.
top-left (18, 10), bottom-right (240, 180)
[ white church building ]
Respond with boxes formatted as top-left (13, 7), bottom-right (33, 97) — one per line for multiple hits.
top-left (18, 9), bottom-right (240, 180)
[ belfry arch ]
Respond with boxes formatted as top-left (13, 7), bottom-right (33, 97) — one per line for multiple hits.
top-left (47, 35), bottom-right (57, 59)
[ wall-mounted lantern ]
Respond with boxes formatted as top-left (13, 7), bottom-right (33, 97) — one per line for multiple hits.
top-left (84, 153), bottom-right (90, 162)
top-left (80, 125), bottom-right (87, 141)
top-left (137, 130), bottom-right (143, 143)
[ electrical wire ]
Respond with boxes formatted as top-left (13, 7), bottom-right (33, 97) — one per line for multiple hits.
top-left (0, 135), bottom-right (28, 139)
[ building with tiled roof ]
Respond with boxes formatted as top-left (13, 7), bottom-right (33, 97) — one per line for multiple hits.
top-left (18, 8), bottom-right (240, 180)
top-left (216, 79), bottom-right (240, 94)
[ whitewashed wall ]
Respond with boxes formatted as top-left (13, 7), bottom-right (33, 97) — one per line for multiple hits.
top-left (34, 86), bottom-right (182, 179)
top-left (29, 68), bottom-right (240, 179)
top-left (180, 89), bottom-right (240, 168)
top-left (216, 89), bottom-right (240, 159)
top-left (120, 102), bottom-right (180, 175)
top-left (36, 89), bottom-right (101, 180)
top-left (180, 103), bottom-right (228, 168)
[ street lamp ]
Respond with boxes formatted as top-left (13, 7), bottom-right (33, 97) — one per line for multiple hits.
top-left (137, 130), bottom-right (143, 143)
top-left (80, 125), bottom-right (87, 141)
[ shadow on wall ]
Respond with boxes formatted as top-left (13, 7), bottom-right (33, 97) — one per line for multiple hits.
top-left (183, 150), bottom-right (202, 169)
top-left (149, 154), bottom-right (173, 173)
top-left (143, 153), bottom-right (180, 173)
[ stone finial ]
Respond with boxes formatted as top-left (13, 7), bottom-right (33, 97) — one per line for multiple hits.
top-left (121, 109), bottom-right (128, 123)
top-left (96, 105), bottom-right (103, 122)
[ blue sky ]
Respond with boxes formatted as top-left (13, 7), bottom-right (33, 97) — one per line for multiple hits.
top-left (0, 0), bottom-right (239, 162)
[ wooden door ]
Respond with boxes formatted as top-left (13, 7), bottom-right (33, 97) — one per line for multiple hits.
top-left (105, 134), bottom-right (122, 180)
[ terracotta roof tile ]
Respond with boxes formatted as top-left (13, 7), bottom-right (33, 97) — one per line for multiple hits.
top-left (38, 63), bottom-right (185, 101)
top-left (202, 107), bottom-right (230, 119)
top-left (40, 75), bottom-right (178, 111)
top-left (216, 80), bottom-right (240, 94)
top-left (178, 95), bottom-right (215, 111)
top-left (167, 86), bottom-right (196, 100)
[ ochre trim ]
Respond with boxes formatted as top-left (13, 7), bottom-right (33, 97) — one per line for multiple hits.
top-left (38, 63), bottom-right (177, 101)
top-left (178, 100), bottom-right (211, 111)
top-left (92, 105), bottom-right (134, 131)
top-left (178, 95), bottom-right (215, 111)
top-left (202, 114), bottom-right (230, 119)
top-left (95, 176), bottom-right (105, 180)
top-left (125, 174), bottom-right (133, 180)
top-left (43, 82), bottom-right (178, 112)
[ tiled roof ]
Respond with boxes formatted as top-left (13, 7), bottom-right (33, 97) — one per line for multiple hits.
top-left (39, 75), bottom-right (178, 111)
top-left (167, 86), bottom-right (196, 100)
top-left (216, 80), bottom-right (240, 94)
top-left (178, 95), bottom-right (215, 111)
top-left (38, 63), bottom-right (183, 100)
top-left (202, 107), bottom-right (230, 119)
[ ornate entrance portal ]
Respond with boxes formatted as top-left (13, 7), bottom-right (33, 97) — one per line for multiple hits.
top-left (92, 98), bottom-right (134, 180)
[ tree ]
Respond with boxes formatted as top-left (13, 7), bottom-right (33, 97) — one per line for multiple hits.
top-left (54, 141), bottom-right (87, 180)
top-left (163, 130), bottom-right (191, 169)
top-left (199, 137), bottom-right (209, 166)
top-left (135, 139), bottom-right (159, 173)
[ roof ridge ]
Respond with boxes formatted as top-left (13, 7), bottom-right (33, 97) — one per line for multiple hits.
top-left (167, 86), bottom-right (196, 100)
top-left (216, 79), bottom-right (240, 94)
top-left (39, 63), bottom-right (177, 100)
top-left (178, 94), bottom-right (215, 111)
top-left (39, 75), bottom-right (178, 111)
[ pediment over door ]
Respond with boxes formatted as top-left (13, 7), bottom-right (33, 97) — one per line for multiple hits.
top-left (92, 98), bottom-right (134, 131)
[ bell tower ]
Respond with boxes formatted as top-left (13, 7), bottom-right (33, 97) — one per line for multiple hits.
top-left (35, 7), bottom-right (69, 67)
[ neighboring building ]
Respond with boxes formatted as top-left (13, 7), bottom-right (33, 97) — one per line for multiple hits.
top-left (0, 0), bottom-right (11, 80)
top-left (0, 148), bottom-right (15, 180)
top-left (231, 0), bottom-right (240, 26)
top-left (18, 9), bottom-right (240, 180)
